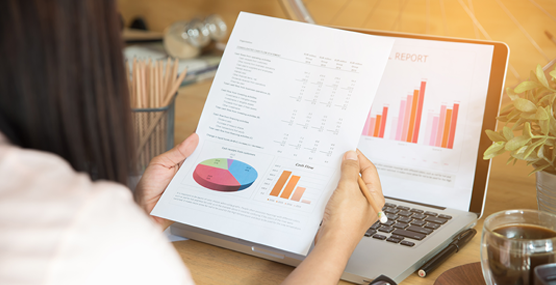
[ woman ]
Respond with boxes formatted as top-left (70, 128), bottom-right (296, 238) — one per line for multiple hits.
top-left (0, 0), bottom-right (385, 284)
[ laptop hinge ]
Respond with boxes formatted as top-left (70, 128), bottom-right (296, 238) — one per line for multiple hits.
top-left (385, 196), bottom-right (446, 210)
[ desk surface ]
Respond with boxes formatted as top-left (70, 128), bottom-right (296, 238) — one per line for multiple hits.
top-left (170, 80), bottom-right (539, 285)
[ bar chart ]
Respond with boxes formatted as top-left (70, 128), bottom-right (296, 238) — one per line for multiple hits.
top-left (269, 170), bottom-right (312, 204)
top-left (361, 79), bottom-right (460, 149)
top-left (363, 80), bottom-right (427, 143)
top-left (362, 106), bottom-right (389, 138)
top-left (254, 157), bottom-right (334, 212)
top-left (423, 102), bottom-right (459, 149)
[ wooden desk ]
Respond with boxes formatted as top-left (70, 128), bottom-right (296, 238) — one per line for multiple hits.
top-left (170, 80), bottom-right (538, 285)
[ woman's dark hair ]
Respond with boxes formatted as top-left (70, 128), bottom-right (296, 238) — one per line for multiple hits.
top-left (0, 0), bottom-right (135, 185)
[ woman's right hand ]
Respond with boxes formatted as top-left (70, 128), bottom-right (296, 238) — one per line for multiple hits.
top-left (281, 150), bottom-right (384, 285)
top-left (316, 149), bottom-right (385, 249)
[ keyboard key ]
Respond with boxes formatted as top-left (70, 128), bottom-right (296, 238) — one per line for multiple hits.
top-left (370, 222), bottom-right (381, 230)
top-left (384, 208), bottom-right (400, 214)
top-left (382, 220), bottom-right (395, 226)
top-left (373, 234), bottom-right (387, 240)
top-left (425, 216), bottom-right (448, 224)
top-left (400, 241), bottom-right (415, 247)
top-left (425, 223), bottom-right (440, 230)
top-left (397, 206), bottom-right (410, 211)
top-left (378, 226), bottom-right (395, 233)
top-left (398, 210), bottom-right (412, 217)
top-left (384, 203), bottom-right (397, 208)
top-left (438, 214), bottom-right (453, 220)
top-left (411, 220), bottom-right (426, 227)
top-left (386, 213), bottom-right (399, 220)
top-left (407, 225), bottom-right (433, 235)
top-left (365, 229), bottom-right (377, 237)
top-left (387, 237), bottom-right (401, 243)
top-left (392, 229), bottom-right (426, 240)
top-left (411, 213), bottom-right (426, 220)
top-left (424, 211), bottom-right (438, 216)
top-left (391, 234), bottom-right (404, 240)
top-left (410, 209), bottom-right (424, 214)
top-left (393, 222), bottom-right (408, 229)
top-left (398, 217), bottom-right (412, 224)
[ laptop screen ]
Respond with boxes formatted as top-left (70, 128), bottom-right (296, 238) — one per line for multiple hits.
top-left (353, 30), bottom-right (508, 214)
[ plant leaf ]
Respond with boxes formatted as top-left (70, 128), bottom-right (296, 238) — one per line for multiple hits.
top-left (523, 144), bottom-right (540, 160)
top-left (536, 64), bottom-right (550, 89)
top-left (529, 164), bottom-right (551, 176)
top-left (537, 145), bottom-right (545, 158)
top-left (507, 109), bottom-right (522, 122)
top-left (506, 87), bottom-right (520, 101)
top-left (506, 156), bottom-right (515, 165)
top-left (500, 103), bottom-right (514, 115)
top-left (550, 69), bottom-right (556, 80)
top-left (484, 141), bottom-right (505, 159)
top-left (503, 126), bottom-right (514, 140)
top-left (536, 106), bottom-right (549, 121)
top-left (485, 129), bottom-right (506, 142)
top-left (496, 115), bottom-right (508, 122)
top-left (523, 122), bottom-right (533, 138)
top-left (513, 149), bottom-right (539, 161)
top-left (505, 135), bottom-right (532, 151)
top-left (521, 112), bottom-right (537, 120)
top-left (514, 98), bottom-right (537, 113)
top-left (514, 81), bottom-right (541, 93)
top-left (541, 119), bottom-right (550, 135)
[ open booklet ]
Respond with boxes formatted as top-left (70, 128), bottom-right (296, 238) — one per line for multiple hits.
top-left (151, 12), bottom-right (394, 255)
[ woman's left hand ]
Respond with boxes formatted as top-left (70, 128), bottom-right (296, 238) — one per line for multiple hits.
top-left (134, 133), bottom-right (199, 229)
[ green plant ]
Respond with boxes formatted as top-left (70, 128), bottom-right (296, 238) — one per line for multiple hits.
top-left (483, 64), bottom-right (556, 175)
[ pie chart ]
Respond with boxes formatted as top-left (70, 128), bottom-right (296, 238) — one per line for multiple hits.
top-left (193, 158), bottom-right (258, 191)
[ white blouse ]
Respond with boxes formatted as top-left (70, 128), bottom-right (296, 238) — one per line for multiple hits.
top-left (0, 135), bottom-right (194, 285)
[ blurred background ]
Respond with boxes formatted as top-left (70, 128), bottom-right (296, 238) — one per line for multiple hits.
top-left (118, 0), bottom-right (556, 89)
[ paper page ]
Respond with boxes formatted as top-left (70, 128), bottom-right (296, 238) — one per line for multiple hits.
top-left (357, 37), bottom-right (494, 211)
top-left (151, 12), bottom-right (394, 255)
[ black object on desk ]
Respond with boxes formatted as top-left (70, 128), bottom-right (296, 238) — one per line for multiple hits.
top-left (417, 228), bottom-right (477, 277)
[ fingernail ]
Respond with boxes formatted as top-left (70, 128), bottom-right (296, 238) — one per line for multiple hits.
top-left (345, 150), bottom-right (358, 161)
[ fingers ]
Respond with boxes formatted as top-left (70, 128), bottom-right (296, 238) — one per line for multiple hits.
top-left (356, 149), bottom-right (384, 203)
top-left (152, 133), bottom-right (199, 167)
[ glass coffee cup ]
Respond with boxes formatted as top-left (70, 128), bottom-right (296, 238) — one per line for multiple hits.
top-left (480, 209), bottom-right (556, 285)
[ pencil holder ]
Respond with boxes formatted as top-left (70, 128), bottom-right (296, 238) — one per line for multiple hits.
top-left (132, 95), bottom-right (176, 172)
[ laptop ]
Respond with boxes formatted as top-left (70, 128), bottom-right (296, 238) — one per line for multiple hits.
top-left (170, 29), bottom-right (509, 284)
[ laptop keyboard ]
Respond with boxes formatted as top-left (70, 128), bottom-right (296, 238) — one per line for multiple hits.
top-left (364, 202), bottom-right (452, 247)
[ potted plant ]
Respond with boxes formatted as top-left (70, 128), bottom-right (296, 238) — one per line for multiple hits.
top-left (484, 64), bottom-right (556, 214)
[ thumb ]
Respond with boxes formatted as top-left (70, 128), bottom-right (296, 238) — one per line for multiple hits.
top-left (152, 133), bottom-right (199, 167)
top-left (338, 150), bottom-right (360, 189)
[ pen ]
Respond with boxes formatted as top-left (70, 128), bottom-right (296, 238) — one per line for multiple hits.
top-left (357, 176), bottom-right (387, 223)
top-left (417, 228), bottom-right (477, 277)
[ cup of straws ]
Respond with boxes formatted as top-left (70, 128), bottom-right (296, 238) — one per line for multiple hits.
top-left (127, 57), bottom-right (187, 172)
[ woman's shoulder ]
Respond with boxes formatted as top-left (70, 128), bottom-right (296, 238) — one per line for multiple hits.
top-left (0, 143), bottom-right (128, 214)
top-left (0, 144), bottom-right (194, 285)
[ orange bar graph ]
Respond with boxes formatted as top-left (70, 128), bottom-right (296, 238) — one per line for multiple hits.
top-left (441, 109), bottom-right (452, 148)
top-left (447, 103), bottom-right (459, 149)
top-left (280, 175), bottom-right (300, 199)
top-left (270, 171), bottom-right (291, 197)
top-left (407, 89), bottom-right (419, 142)
top-left (373, 115), bottom-right (382, 137)
top-left (291, 187), bottom-right (306, 202)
